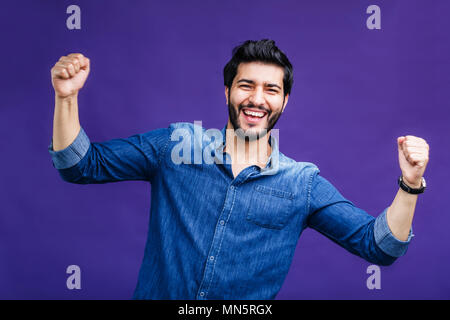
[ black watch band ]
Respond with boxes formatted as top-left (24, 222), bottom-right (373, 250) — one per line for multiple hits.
top-left (398, 176), bottom-right (426, 194)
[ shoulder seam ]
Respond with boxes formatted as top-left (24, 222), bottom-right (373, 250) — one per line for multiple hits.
top-left (158, 126), bottom-right (173, 167)
top-left (306, 167), bottom-right (320, 215)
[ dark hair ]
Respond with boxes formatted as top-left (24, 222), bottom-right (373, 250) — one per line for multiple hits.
top-left (223, 39), bottom-right (293, 97)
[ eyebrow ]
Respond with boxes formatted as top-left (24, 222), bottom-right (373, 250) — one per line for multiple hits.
top-left (237, 79), bottom-right (282, 90)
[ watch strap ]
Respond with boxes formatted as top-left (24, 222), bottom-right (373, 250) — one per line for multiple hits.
top-left (398, 176), bottom-right (426, 194)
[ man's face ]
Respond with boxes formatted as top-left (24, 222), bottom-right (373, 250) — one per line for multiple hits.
top-left (226, 61), bottom-right (289, 140)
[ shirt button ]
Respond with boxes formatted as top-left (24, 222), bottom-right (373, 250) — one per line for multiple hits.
top-left (210, 256), bottom-right (214, 261)
top-left (230, 186), bottom-right (234, 190)
top-left (200, 292), bottom-right (205, 297)
top-left (220, 220), bottom-right (225, 225)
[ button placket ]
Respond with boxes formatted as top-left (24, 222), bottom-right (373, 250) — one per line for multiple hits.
top-left (196, 184), bottom-right (237, 299)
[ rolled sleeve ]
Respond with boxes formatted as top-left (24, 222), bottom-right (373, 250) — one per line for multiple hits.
top-left (48, 127), bottom-right (90, 169)
top-left (374, 207), bottom-right (414, 258)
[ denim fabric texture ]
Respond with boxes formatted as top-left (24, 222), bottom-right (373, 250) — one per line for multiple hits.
top-left (48, 122), bottom-right (413, 299)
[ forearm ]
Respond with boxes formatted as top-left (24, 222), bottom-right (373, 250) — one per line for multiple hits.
top-left (52, 93), bottom-right (81, 151)
top-left (386, 185), bottom-right (419, 241)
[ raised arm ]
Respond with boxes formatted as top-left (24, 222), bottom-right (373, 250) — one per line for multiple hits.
top-left (51, 53), bottom-right (89, 152)
top-left (306, 135), bottom-right (429, 266)
top-left (386, 135), bottom-right (429, 241)
top-left (307, 170), bottom-right (413, 266)
top-left (48, 53), bottom-right (171, 184)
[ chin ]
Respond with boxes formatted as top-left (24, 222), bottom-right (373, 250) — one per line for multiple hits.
top-left (236, 125), bottom-right (269, 140)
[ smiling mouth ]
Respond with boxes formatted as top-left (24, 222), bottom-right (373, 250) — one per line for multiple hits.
top-left (240, 108), bottom-right (268, 124)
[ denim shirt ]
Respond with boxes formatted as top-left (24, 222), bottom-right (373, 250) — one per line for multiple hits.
top-left (48, 122), bottom-right (413, 299)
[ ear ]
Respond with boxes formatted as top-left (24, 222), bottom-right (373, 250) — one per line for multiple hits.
top-left (281, 94), bottom-right (289, 113)
top-left (225, 86), bottom-right (229, 105)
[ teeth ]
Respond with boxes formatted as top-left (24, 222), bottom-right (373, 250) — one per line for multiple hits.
top-left (243, 110), bottom-right (264, 118)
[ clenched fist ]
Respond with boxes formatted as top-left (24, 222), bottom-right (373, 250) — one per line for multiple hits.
top-left (397, 135), bottom-right (430, 188)
top-left (51, 53), bottom-right (90, 98)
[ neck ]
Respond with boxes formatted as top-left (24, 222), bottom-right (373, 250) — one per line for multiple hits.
top-left (224, 120), bottom-right (272, 167)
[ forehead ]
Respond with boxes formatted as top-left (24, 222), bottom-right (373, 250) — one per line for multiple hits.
top-left (234, 62), bottom-right (284, 86)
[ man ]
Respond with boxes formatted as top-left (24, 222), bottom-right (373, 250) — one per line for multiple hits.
top-left (48, 39), bottom-right (429, 299)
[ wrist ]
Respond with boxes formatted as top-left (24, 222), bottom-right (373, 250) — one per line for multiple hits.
top-left (55, 93), bottom-right (78, 112)
top-left (402, 177), bottom-right (422, 189)
top-left (55, 92), bottom-right (78, 101)
top-left (398, 175), bottom-right (426, 194)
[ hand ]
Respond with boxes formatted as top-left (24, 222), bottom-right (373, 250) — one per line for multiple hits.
top-left (397, 135), bottom-right (430, 188)
top-left (51, 53), bottom-right (90, 98)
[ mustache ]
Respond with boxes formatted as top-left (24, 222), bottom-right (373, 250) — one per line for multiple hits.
top-left (238, 103), bottom-right (271, 115)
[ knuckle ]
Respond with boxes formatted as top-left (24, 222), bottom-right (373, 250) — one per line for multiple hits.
top-left (70, 53), bottom-right (84, 59)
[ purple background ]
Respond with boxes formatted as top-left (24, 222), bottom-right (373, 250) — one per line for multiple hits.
top-left (0, 0), bottom-right (449, 299)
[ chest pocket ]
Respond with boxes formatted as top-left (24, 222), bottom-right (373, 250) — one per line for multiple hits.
top-left (246, 184), bottom-right (295, 230)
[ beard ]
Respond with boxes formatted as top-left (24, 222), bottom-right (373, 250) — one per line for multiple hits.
top-left (227, 99), bottom-right (284, 141)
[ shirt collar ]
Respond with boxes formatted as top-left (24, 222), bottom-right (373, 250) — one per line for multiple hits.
top-left (216, 124), bottom-right (280, 174)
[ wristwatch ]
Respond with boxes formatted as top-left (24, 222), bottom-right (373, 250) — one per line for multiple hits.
top-left (398, 175), bottom-right (426, 194)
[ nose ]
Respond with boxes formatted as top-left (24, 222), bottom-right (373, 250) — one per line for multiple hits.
top-left (248, 87), bottom-right (266, 107)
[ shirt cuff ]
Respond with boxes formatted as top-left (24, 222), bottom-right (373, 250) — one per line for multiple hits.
top-left (48, 127), bottom-right (90, 169)
top-left (374, 207), bottom-right (414, 258)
